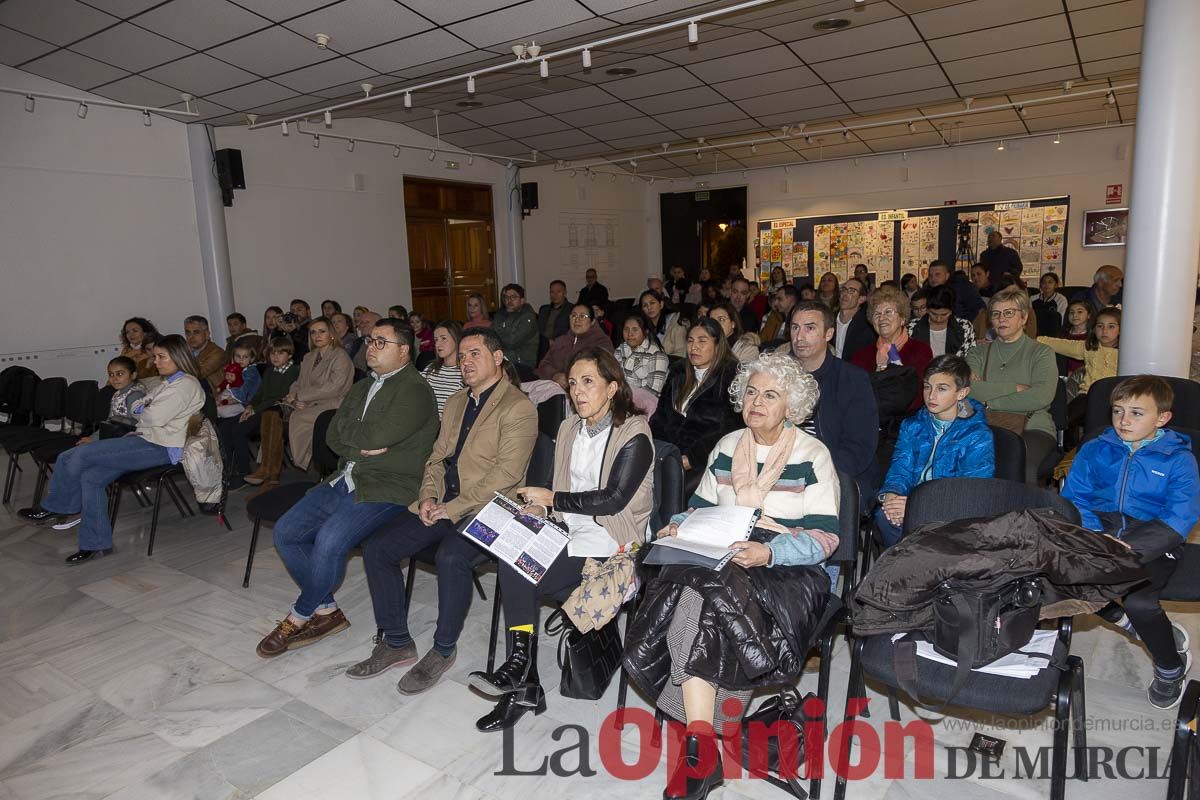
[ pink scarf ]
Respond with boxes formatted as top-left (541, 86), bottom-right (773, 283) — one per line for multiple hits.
top-left (731, 426), bottom-right (797, 534)
top-left (874, 330), bottom-right (910, 371)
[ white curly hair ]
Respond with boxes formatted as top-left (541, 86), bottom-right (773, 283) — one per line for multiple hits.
top-left (728, 351), bottom-right (820, 425)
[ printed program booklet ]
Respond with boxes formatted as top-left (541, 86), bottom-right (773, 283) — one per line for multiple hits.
top-left (461, 493), bottom-right (569, 584)
top-left (645, 505), bottom-right (762, 569)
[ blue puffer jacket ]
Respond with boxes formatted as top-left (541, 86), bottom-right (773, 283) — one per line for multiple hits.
top-left (878, 398), bottom-right (994, 498)
top-left (1063, 428), bottom-right (1200, 537)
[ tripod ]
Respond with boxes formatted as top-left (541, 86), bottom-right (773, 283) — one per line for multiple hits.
top-left (955, 234), bottom-right (976, 271)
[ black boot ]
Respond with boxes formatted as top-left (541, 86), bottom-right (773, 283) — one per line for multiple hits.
top-left (663, 733), bottom-right (723, 800)
top-left (468, 629), bottom-right (538, 696)
top-left (475, 684), bottom-right (547, 732)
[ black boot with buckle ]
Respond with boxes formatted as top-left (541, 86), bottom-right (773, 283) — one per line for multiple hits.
top-left (468, 628), bottom-right (539, 696)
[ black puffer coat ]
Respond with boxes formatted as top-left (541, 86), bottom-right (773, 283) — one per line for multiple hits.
top-left (624, 554), bottom-right (830, 695)
top-left (852, 509), bottom-right (1146, 636)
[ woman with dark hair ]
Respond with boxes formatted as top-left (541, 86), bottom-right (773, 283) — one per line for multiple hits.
top-left (614, 313), bottom-right (670, 396)
top-left (535, 302), bottom-right (614, 388)
top-left (119, 317), bottom-right (161, 379)
top-left (639, 289), bottom-right (687, 357)
top-left (321, 299), bottom-right (342, 319)
top-left (767, 266), bottom-right (787, 296)
top-left (284, 317), bottom-right (354, 470)
top-left (818, 272), bottom-right (840, 310)
top-left (422, 320), bottom-right (464, 418)
top-left (1060, 301), bottom-right (1093, 374)
top-left (331, 312), bottom-right (356, 354)
top-left (708, 302), bottom-right (759, 363)
top-left (650, 317), bottom-right (743, 494)
top-left (901, 273), bottom-right (919, 299)
top-left (19, 334), bottom-right (205, 563)
top-left (907, 285), bottom-right (977, 358)
top-left (468, 347), bottom-right (654, 731)
top-left (261, 306), bottom-right (284, 360)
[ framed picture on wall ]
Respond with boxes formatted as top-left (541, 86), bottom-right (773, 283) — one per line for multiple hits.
top-left (1082, 208), bottom-right (1128, 247)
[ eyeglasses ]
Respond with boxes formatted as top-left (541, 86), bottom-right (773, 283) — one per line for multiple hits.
top-left (871, 308), bottom-right (899, 320)
top-left (839, 287), bottom-right (860, 295)
top-left (502, 293), bottom-right (521, 301)
top-left (569, 312), bottom-right (592, 320)
top-left (367, 336), bottom-right (404, 349)
top-left (989, 308), bottom-right (1021, 320)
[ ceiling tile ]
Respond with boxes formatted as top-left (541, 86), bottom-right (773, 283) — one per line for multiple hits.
top-left (734, 84), bottom-right (841, 118)
top-left (229, 0), bottom-right (335, 21)
top-left (712, 65), bottom-right (823, 101)
top-left (889, 0), bottom-right (966, 11)
top-left (772, 3), bottom-right (904, 44)
top-left (1066, 0), bottom-right (1132, 8)
top-left (135, 0), bottom-right (269, 50)
top-left (833, 64), bottom-right (948, 102)
top-left (792, 140), bottom-right (873, 159)
top-left (70, 22), bottom-right (191, 72)
top-left (405, 112), bottom-right (479, 134)
top-left (656, 31), bottom-right (781, 66)
top-left (448, 0), bottom-right (593, 48)
top-left (248, 94), bottom-right (324, 115)
top-left (399, 50), bottom-right (496, 79)
top-left (563, 54), bottom-right (678, 83)
top-left (675, 120), bottom-right (760, 139)
top-left (1082, 54), bottom-right (1140, 78)
top-left (954, 65), bottom-right (1083, 97)
top-left (542, 142), bottom-right (613, 159)
top-left (927, 16), bottom-right (1072, 62)
top-left (491, 117), bottom-right (571, 138)
top-left (606, 0), bottom-right (735, 24)
top-left (1070, 0), bottom-right (1144, 36)
top-left (443, 127), bottom-right (510, 147)
top-left (397, 0), bottom-right (522, 27)
top-left (0, 26), bottom-right (57, 66)
top-left (913, 0), bottom-right (1058, 38)
top-left (587, 116), bottom-right (670, 141)
top-left (754, 103), bottom-right (852, 129)
top-left (1023, 108), bottom-right (1115, 131)
top-left (21, 49), bottom-right (128, 90)
top-left (655, 103), bottom-right (750, 130)
top-left (78, 0), bottom-right (163, 18)
top-left (164, 96), bottom-right (231, 119)
top-left (274, 57), bottom-right (380, 94)
top-left (847, 85), bottom-right (958, 113)
top-left (1075, 27), bottom-right (1142, 62)
top-left (458, 99), bottom-right (541, 125)
top-left (0, 0), bottom-right (117, 46)
top-left (811, 42), bottom-right (937, 83)
top-left (285, 0), bottom-right (434, 54)
top-left (943, 41), bottom-right (1078, 84)
top-left (604, 67), bottom-right (702, 100)
top-left (480, 139), bottom-right (535, 156)
top-left (206, 80), bottom-right (297, 110)
top-left (144, 53), bottom-right (258, 96)
top-left (555, 101), bottom-right (644, 126)
top-left (627, 86), bottom-right (724, 115)
top-left (518, 129), bottom-right (600, 150)
top-left (207, 26), bottom-right (335, 76)
top-left (605, 132), bottom-right (679, 150)
top-left (93, 74), bottom-right (188, 107)
top-left (685, 46), bottom-right (805, 85)
top-left (491, 77), bottom-right (592, 102)
top-left (862, 131), bottom-right (950, 151)
top-left (524, 85), bottom-right (615, 114)
top-left (794, 17), bottom-right (922, 64)
top-left (353, 28), bottom-right (474, 72)
top-left (487, 16), bottom-right (617, 51)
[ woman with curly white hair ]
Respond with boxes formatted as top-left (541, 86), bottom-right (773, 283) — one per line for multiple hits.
top-left (624, 351), bottom-right (840, 800)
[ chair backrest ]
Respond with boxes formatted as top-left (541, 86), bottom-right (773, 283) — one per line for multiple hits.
top-left (65, 380), bottom-right (100, 425)
top-left (33, 377), bottom-right (68, 423)
top-left (829, 470), bottom-right (860, 570)
top-left (414, 350), bottom-right (437, 371)
top-left (1086, 375), bottom-right (1200, 435)
top-left (9, 371), bottom-right (41, 425)
top-left (1049, 378), bottom-right (1068, 436)
top-left (902, 477), bottom-right (1081, 537)
top-left (91, 384), bottom-right (116, 426)
top-left (987, 424), bottom-right (1026, 483)
top-left (651, 439), bottom-right (686, 533)
top-left (311, 409), bottom-right (339, 477)
top-left (524, 433), bottom-right (555, 489)
top-left (536, 395), bottom-right (567, 441)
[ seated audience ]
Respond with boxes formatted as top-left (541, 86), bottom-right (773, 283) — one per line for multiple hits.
top-left (215, 342), bottom-right (261, 419)
top-left (971, 263), bottom-right (995, 298)
top-left (1073, 265), bottom-right (1124, 313)
top-left (284, 317), bottom-right (354, 471)
top-left (97, 356), bottom-right (147, 436)
top-left (926, 260), bottom-right (985, 329)
top-left (615, 313), bottom-right (670, 397)
top-left (422, 320), bottom-right (465, 418)
top-left (260, 306), bottom-right (284, 360)
top-left (817, 272), bottom-right (840, 310)
top-left (874, 355), bottom-right (994, 547)
top-left (1040, 306), bottom-right (1121, 435)
top-left (625, 352), bottom-right (838, 799)
top-left (666, 265), bottom-right (695, 306)
top-left (748, 280), bottom-right (769, 320)
top-left (289, 298), bottom-right (313, 351)
top-left (470, 348), bottom-right (653, 731)
top-left (708, 302), bottom-right (759, 363)
top-left (1063, 375), bottom-right (1200, 709)
top-left (849, 286), bottom-right (933, 413)
top-left (119, 316), bottom-right (161, 380)
top-left (766, 266), bottom-right (788, 297)
top-left (909, 289), bottom-right (928, 321)
top-left (593, 302), bottom-right (614, 338)
top-left (908, 285), bottom-right (977, 358)
top-left (901, 273), bottom-right (918, 299)
top-left (730, 277), bottom-right (760, 333)
top-left (833, 277), bottom-right (874, 360)
top-left (19, 335), bottom-right (205, 563)
top-left (1059, 301), bottom-right (1092, 374)
top-left (647, 276), bottom-right (665, 296)
top-left (650, 318), bottom-right (742, 494)
top-left (536, 302), bottom-right (614, 388)
top-left (232, 337), bottom-right (299, 490)
top-left (965, 286), bottom-right (1058, 485)
top-left (493, 284), bottom-right (539, 373)
top-left (256, 319), bottom-right (438, 659)
top-left (347, 328), bottom-right (536, 693)
top-left (225, 313), bottom-right (262, 361)
top-left (353, 306), bottom-right (369, 327)
top-left (465, 293), bottom-right (492, 329)
top-left (321, 299), bottom-right (341, 319)
top-left (1033, 271), bottom-right (1068, 328)
top-left (331, 312), bottom-right (356, 354)
top-left (409, 312), bottom-right (434, 353)
top-left (854, 263), bottom-right (876, 293)
top-left (279, 310), bottom-right (309, 361)
top-left (577, 268), bottom-right (609, 308)
top-left (387, 305), bottom-right (409, 322)
top-left (537, 280), bottom-right (571, 341)
top-left (798, 283), bottom-right (817, 301)
top-left (185, 315), bottom-right (228, 392)
top-left (640, 289), bottom-right (688, 357)
top-left (351, 310), bottom-right (381, 372)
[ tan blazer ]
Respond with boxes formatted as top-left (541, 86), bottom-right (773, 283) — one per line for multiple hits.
top-left (195, 341), bottom-right (227, 392)
top-left (416, 377), bottom-right (538, 523)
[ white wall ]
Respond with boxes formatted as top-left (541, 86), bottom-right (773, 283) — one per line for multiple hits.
top-left (215, 118), bottom-right (511, 324)
top-left (0, 65), bottom-right (205, 382)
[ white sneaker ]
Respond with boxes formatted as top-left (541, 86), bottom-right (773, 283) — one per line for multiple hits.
top-left (51, 515), bottom-right (82, 530)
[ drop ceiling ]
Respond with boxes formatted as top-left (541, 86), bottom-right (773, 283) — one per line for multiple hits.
top-left (2, 0), bottom-right (1143, 175)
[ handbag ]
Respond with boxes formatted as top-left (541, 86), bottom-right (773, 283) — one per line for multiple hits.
top-left (544, 608), bottom-right (622, 700)
top-left (739, 686), bottom-right (815, 789)
top-left (982, 343), bottom-right (1032, 435)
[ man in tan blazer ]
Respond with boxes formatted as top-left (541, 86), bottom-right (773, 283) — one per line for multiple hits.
top-left (184, 315), bottom-right (228, 392)
top-left (348, 327), bottom-right (538, 694)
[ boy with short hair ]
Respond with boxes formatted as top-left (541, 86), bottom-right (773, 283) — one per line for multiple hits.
top-left (1063, 375), bottom-right (1200, 708)
top-left (235, 338), bottom-right (299, 490)
top-left (875, 354), bottom-right (995, 547)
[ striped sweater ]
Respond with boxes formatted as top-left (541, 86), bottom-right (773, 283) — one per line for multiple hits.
top-left (673, 428), bottom-right (841, 566)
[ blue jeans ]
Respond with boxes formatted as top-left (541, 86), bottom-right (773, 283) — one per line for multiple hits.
top-left (41, 436), bottom-right (172, 551)
top-left (873, 507), bottom-right (904, 548)
top-left (273, 479), bottom-right (407, 618)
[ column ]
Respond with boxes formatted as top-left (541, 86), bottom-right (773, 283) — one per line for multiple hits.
top-left (504, 162), bottom-right (525, 287)
top-left (1119, 0), bottom-right (1200, 377)
top-left (186, 123), bottom-right (236, 347)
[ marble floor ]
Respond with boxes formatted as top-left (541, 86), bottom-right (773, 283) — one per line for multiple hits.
top-left (0, 467), bottom-right (1193, 800)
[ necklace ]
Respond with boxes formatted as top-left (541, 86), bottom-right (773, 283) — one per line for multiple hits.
top-left (991, 336), bottom-right (1022, 371)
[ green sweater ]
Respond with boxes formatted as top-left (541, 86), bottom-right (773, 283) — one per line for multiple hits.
top-left (965, 335), bottom-right (1057, 438)
top-left (325, 364), bottom-right (438, 505)
top-left (492, 304), bottom-right (539, 367)
top-left (248, 363), bottom-right (299, 412)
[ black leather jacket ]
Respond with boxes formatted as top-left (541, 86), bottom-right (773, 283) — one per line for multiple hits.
top-left (552, 433), bottom-right (652, 516)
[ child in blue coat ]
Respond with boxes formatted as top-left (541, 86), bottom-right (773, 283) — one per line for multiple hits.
top-left (875, 354), bottom-right (995, 547)
top-left (1063, 375), bottom-right (1200, 709)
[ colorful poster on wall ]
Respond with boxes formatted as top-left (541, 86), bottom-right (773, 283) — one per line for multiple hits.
top-left (792, 242), bottom-right (809, 278)
top-left (814, 225), bottom-right (831, 273)
top-left (900, 218), bottom-right (920, 275)
top-left (916, 215), bottom-right (939, 280)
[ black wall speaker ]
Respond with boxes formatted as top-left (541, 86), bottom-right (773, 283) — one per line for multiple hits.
top-left (521, 181), bottom-right (538, 212)
top-left (215, 149), bottom-right (245, 191)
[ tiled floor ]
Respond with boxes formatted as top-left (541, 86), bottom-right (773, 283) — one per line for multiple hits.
top-left (0, 468), bottom-right (1192, 800)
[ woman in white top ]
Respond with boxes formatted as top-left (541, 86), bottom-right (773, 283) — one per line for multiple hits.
top-left (640, 289), bottom-right (688, 357)
top-left (20, 334), bottom-right (204, 564)
top-left (708, 301), bottom-right (760, 363)
top-left (421, 320), bottom-right (464, 418)
top-left (467, 347), bottom-right (654, 733)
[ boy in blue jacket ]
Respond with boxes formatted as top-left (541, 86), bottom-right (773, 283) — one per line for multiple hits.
top-left (875, 354), bottom-right (995, 546)
top-left (1063, 375), bottom-right (1200, 709)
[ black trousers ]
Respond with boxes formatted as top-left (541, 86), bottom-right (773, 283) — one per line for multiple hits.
top-left (216, 413), bottom-right (260, 477)
top-left (499, 551), bottom-right (588, 629)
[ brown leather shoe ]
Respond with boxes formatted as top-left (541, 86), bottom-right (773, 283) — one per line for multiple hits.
top-left (288, 609), bottom-right (350, 649)
top-left (256, 617), bottom-right (307, 658)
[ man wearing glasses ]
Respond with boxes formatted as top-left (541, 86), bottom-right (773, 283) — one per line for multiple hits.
top-left (492, 283), bottom-right (539, 377)
top-left (255, 318), bottom-right (438, 659)
top-left (833, 277), bottom-right (875, 359)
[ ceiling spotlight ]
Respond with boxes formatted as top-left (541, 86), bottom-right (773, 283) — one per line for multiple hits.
top-left (751, 144), bottom-right (757, 154)
top-left (1016, 105), bottom-right (1026, 116)
top-left (467, 75), bottom-right (476, 94)
top-left (695, 151), bottom-right (703, 162)
top-left (143, 110), bottom-right (151, 126)
top-left (312, 135), bottom-right (320, 148)
top-left (582, 49), bottom-right (592, 69)
top-left (403, 92), bottom-right (412, 108)
top-left (346, 139), bottom-right (355, 152)
top-left (781, 125), bottom-right (791, 136)
top-left (180, 92), bottom-right (194, 113)
top-left (428, 150), bottom-right (436, 161)
top-left (741, 170), bottom-right (747, 178)
top-left (660, 142), bottom-right (669, 151)
top-left (315, 33), bottom-right (330, 49)
top-left (805, 135), bottom-right (812, 145)
top-left (902, 151), bottom-right (909, 161)
top-left (24, 94), bottom-right (34, 113)
top-left (648, 177), bottom-right (655, 185)
top-left (526, 42), bottom-right (541, 58)
top-left (539, 59), bottom-right (549, 78)
top-left (629, 175), bottom-right (636, 184)
top-left (512, 44), bottom-right (526, 59)
top-left (588, 170), bottom-right (595, 181)
top-left (996, 140), bottom-right (1005, 151)
top-left (907, 121), bottom-right (915, 133)
top-left (77, 102), bottom-right (88, 119)
top-left (687, 21), bottom-right (698, 44)
top-left (795, 122), bottom-right (806, 133)
top-left (467, 155), bottom-right (474, 166)
top-left (361, 82), bottom-right (373, 97)
top-left (281, 121), bottom-right (289, 136)
top-left (1105, 91), bottom-right (1116, 105)
top-left (393, 146), bottom-right (401, 158)
top-left (569, 169), bottom-right (577, 177)
top-left (610, 174), bottom-right (616, 183)
top-left (630, 159), bottom-right (638, 168)
top-left (1053, 132), bottom-right (1061, 144)
top-left (324, 109), bottom-right (332, 128)
top-left (842, 130), bottom-right (850, 141)
top-left (246, 113), bottom-right (258, 125)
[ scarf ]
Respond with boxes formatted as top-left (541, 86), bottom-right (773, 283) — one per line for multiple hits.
top-left (874, 330), bottom-right (910, 371)
top-left (731, 425), bottom-right (798, 534)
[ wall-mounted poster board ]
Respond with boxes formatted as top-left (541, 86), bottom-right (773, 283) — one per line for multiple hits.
top-left (755, 196), bottom-right (1070, 287)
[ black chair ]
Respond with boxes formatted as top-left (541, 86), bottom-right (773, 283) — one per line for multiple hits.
top-left (414, 350), bottom-right (437, 371)
top-left (536, 395), bottom-right (567, 441)
top-left (836, 478), bottom-right (1087, 800)
top-left (1, 377), bottom-right (69, 503)
top-left (110, 463), bottom-right (195, 556)
top-left (21, 380), bottom-right (100, 506)
top-left (988, 424), bottom-right (1027, 484)
top-left (0, 367), bottom-right (39, 430)
top-left (1166, 680), bottom-right (1200, 800)
top-left (650, 440), bottom-right (686, 534)
top-left (242, 409), bottom-right (339, 586)
top-left (1085, 376), bottom-right (1200, 435)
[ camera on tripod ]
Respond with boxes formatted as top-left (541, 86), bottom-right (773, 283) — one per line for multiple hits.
top-left (957, 219), bottom-right (973, 241)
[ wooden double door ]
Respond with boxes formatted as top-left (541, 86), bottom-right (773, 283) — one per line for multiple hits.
top-left (405, 178), bottom-right (497, 323)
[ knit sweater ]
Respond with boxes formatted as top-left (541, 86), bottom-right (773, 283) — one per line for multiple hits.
top-left (965, 335), bottom-right (1057, 437)
top-left (1037, 337), bottom-right (1118, 393)
top-left (132, 373), bottom-right (205, 448)
top-left (676, 428), bottom-right (841, 567)
top-left (535, 324), bottom-right (614, 379)
top-left (247, 363), bottom-right (299, 412)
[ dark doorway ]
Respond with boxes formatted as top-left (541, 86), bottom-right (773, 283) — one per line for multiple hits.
top-left (659, 186), bottom-right (747, 282)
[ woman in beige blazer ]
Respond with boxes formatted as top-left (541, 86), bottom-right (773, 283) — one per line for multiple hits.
top-left (285, 317), bottom-right (354, 470)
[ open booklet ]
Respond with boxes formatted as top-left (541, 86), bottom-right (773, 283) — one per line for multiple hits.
top-left (645, 505), bottom-right (762, 570)
top-left (461, 493), bottom-right (569, 585)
